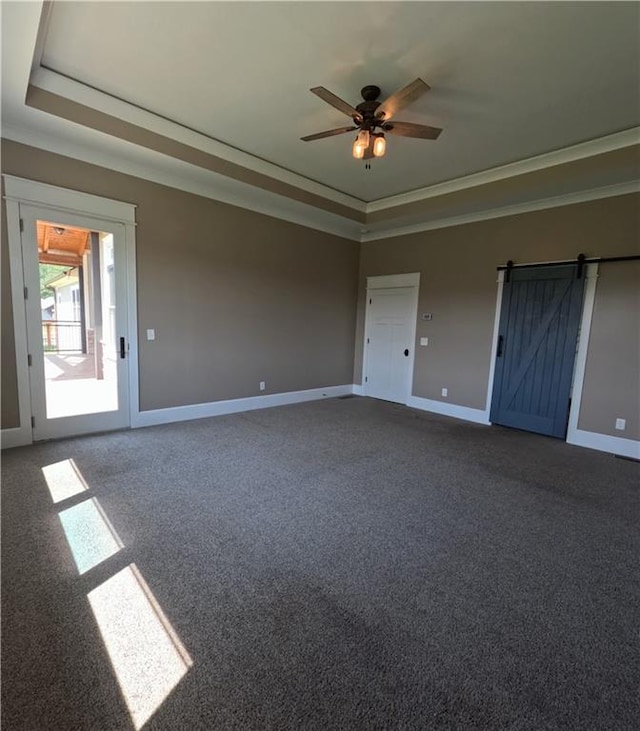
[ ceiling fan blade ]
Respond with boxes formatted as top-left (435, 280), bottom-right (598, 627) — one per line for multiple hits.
top-left (384, 121), bottom-right (443, 140)
top-left (301, 126), bottom-right (357, 142)
top-left (310, 86), bottom-right (361, 120)
top-left (376, 78), bottom-right (430, 121)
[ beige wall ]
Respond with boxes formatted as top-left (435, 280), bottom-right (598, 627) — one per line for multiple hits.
top-left (357, 193), bottom-right (640, 439)
top-left (3, 138), bottom-right (638, 444)
top-left (1, 140), bottom-right (360, 422)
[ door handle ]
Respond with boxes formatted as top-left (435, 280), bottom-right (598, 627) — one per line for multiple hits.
top-left (497, 335), bottom-right (504, 357)
top-left (404, 349), bottom-right (410, 357)
top-left (119, 337), bottom-right (126, 359)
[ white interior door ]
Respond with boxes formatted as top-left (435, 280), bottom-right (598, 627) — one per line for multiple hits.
top-left (364, 286), bottom-right (417, 404)
top-left (20, 204), bottom-right (131, 440)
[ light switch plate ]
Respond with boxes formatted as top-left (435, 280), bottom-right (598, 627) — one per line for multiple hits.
top-left (615, 418), bottom-right (626, 430)
top-left (420, 337), bottom-right (429, 346)
top-left (146, 329), bottom-right (155, 341)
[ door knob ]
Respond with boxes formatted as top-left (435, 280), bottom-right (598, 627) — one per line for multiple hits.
top-left (404, 349), bottom-right (409, 356)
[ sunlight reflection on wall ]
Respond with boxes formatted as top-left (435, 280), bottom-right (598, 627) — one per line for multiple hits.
top-left (88, 564), bottom-right (193, 730)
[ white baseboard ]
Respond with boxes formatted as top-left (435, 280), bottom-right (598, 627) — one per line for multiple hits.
top-left (352, 384), bottom-right (365, 396)
top-left (406, 395), bottom-right (491, 425)
top-left (132, 384), bottom-right (354, 429)
top-left (566, 428), bottom-right (640, 459)
top-left (1, 426), bottom-right (32, 450)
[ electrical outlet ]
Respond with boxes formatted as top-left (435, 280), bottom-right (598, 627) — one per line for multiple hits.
top-left (259, 381), bottom-right (266, 391)
top-left (146, 328), bottom-right (155, 341)
top-left (420, 337), bottom-right (429, 346)
top-left (615, 418), bottom-right (626, 431)
top-left (441, 388), bottom-right (448, 397)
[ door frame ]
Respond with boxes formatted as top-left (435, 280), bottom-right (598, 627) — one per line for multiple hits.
top-left (485, 262), bottom-right (600, 441)
top-left (361, 272), bottom-right (420, 405)
top-left (2, 175), bottom-right (139, 447)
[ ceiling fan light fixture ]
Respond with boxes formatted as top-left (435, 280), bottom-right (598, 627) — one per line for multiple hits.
top-left (304, 79), bottom-right (442, 163)
top-left (356, 129), bottom-right (370, 147)
top-left (352, 137), bottom-right (366, 159)
top-left (372, 133), bottom-right (386, 158)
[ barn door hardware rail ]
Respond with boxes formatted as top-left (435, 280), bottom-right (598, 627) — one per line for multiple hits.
top-left (496, 254), bottom-right (640, 274)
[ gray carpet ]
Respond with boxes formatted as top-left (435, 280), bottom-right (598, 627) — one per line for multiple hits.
top-left (2, 397), bottom-right (639, 730)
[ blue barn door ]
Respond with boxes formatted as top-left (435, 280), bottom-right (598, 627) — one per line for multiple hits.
top-left (490, 265), bottom-right (585, 438)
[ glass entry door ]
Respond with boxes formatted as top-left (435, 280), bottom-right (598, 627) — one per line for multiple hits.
top-left (20, 205), bottom-right (131, 440)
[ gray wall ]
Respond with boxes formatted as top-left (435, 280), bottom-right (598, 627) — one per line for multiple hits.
top-left (357, 193), bottom-right (640, 439)
top-left (1, 140), bottom-right (360, 425)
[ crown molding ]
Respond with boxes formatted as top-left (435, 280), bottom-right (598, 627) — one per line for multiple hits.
top-left (30, 67), bottom-right (367, 214)
top-left (361, 180), bottom-right (640, 242)
top-left (32, 62), bottom-right (640, 220)
top-left (367, 127), bottom-right (640, 214)
top-left (1, 123), bottom-right (362, 242)
top-left (4, 122), bottom-right (638, 245)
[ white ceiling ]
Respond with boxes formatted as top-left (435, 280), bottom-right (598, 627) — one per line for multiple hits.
top-left (1, 1), bottom-right (639, 241)
top-left (36, 1), bottom-right (640, 201)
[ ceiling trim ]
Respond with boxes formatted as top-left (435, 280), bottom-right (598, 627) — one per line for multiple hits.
top-left (1, 126), bottom-right (363, 242)
top-left (30, 66), bottom-right (367, 214)
top-left (28, 69), bottom-right (640, 222)
top-left (361, 180), bottom-right (640, 242)
top-left (368, 127), bottom-right (640, 214)
top-left (4, 127), bottom-right (638, 245)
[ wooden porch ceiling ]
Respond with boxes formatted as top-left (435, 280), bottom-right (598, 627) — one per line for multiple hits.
top-left (37, 221), bottom-right (91, 266)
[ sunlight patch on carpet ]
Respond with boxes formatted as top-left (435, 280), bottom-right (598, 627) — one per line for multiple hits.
top-left (42, 458), bottom-right (89, 503)
top-left (88, 564), bottom-right (192, 729)
top-left (58, 498), bottom-right (122, 574)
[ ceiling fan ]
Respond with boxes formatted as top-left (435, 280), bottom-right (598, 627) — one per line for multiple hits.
top-left (301, 78), bottom-right (442, 163)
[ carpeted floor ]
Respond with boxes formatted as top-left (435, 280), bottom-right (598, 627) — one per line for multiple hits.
top-left (2, 397), bottom-right (639, 730)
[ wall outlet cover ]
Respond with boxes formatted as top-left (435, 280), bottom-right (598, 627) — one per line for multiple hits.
top-left (615, 418), bottom-right (626, 430)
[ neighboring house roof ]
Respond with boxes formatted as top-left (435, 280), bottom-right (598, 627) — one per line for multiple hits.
top-left (45, 268), bottom-right (79, 290)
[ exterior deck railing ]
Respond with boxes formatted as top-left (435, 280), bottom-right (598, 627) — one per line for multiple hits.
top-left (42, 320), bottom-right (83, 353)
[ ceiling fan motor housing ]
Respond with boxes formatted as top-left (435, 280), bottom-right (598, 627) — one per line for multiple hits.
top-left (355, 85), bottom-right (384, 130)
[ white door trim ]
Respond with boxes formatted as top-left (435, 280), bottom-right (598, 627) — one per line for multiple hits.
top-left (2, 176), bottom-right (138, 447)
top-left (565, 263), bottom-right (638, 458)
top-left (362, 273), bottom-right (420, 404)
top-left (566, 263), bottom-right (599, 440)
top-left (2, 197), bottom-right (32, 448)
top-left (483, 269), bottom-right (505, 422)
top-left (3, 175), bottom-right (136, 223)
